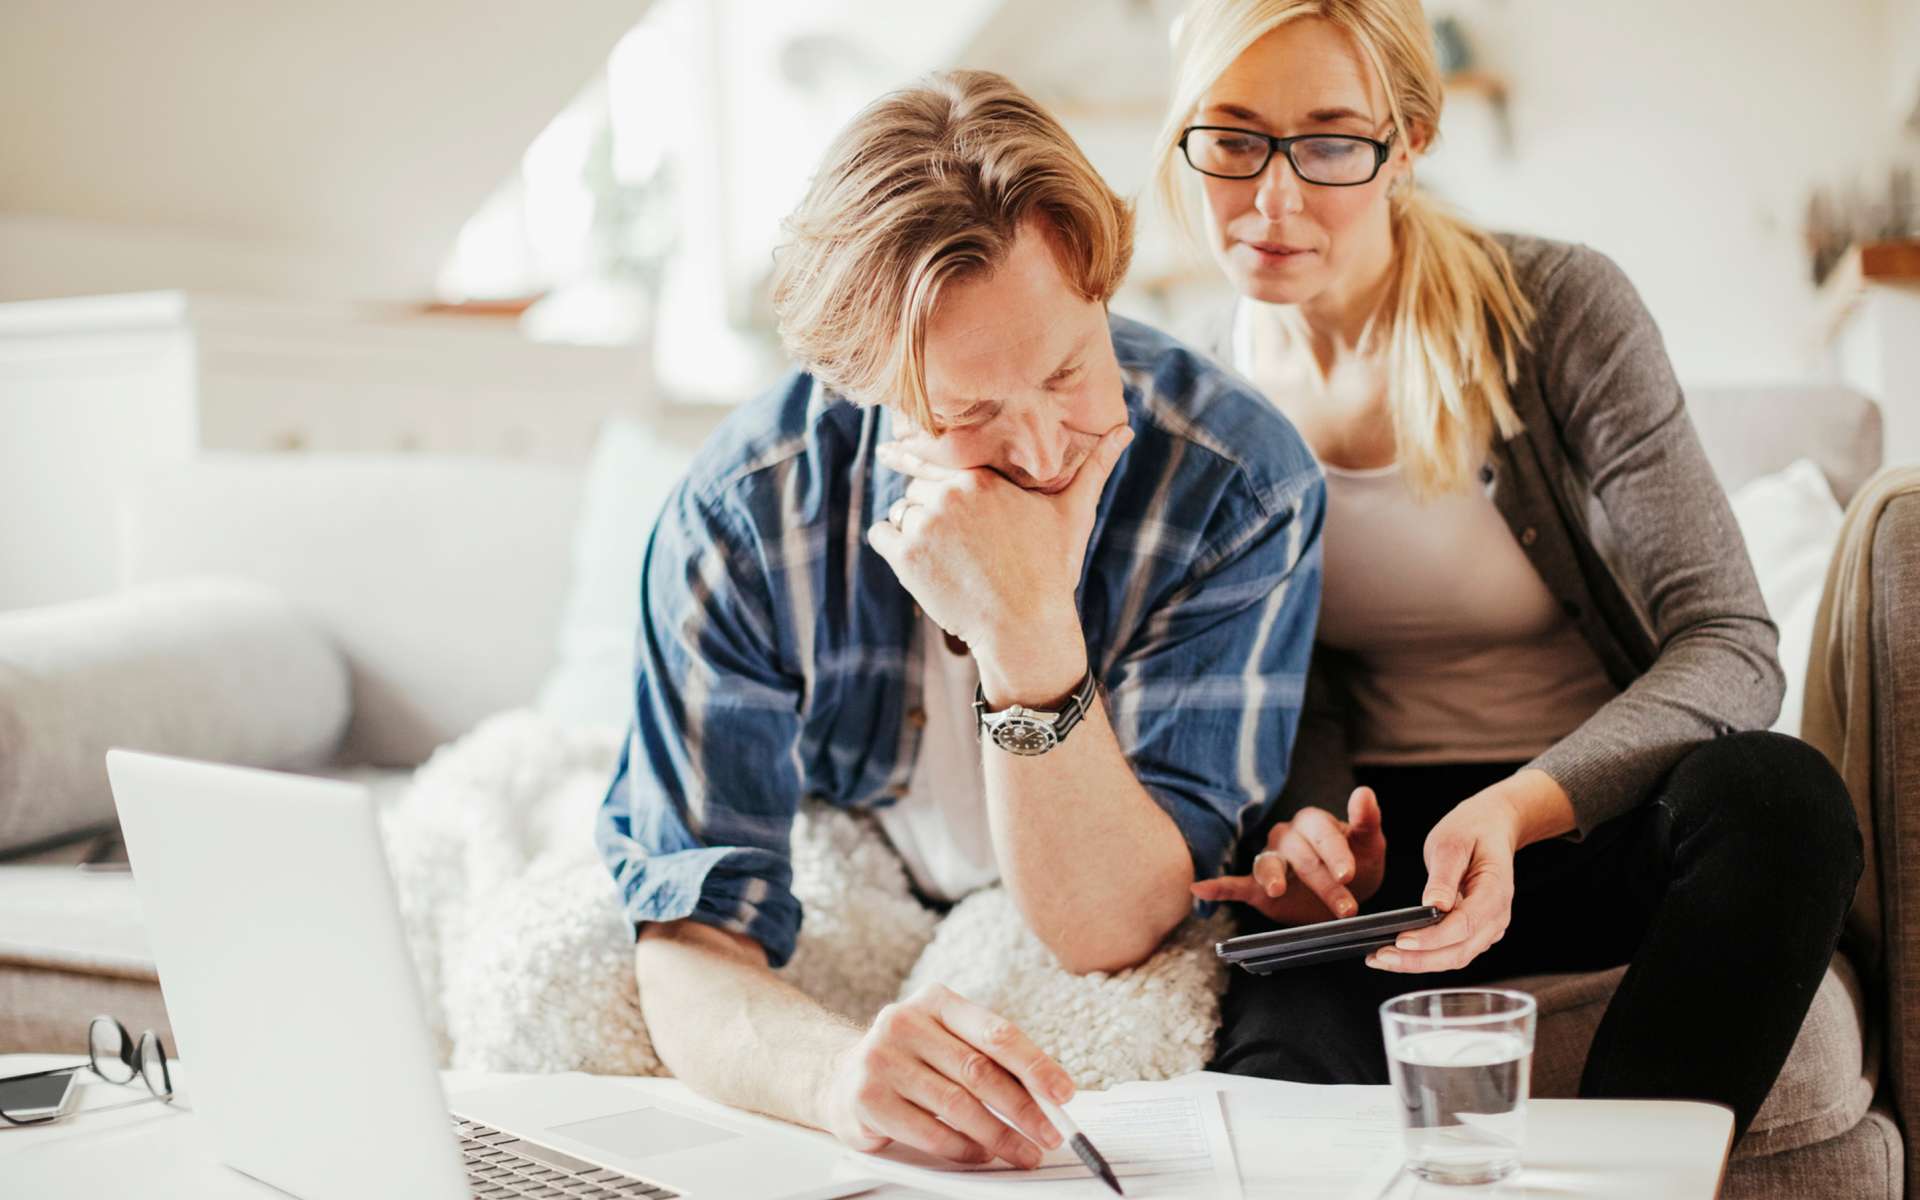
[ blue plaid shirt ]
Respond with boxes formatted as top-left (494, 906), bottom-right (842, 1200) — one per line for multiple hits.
top-left (596, 314), bottom-right (1324, 967)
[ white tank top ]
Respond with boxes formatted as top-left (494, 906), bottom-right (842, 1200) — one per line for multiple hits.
top-left (1315, 459), bottom-right (1619, 763)
top-left (1232, 302), bottom-right (1618, 764)
top-left (874, 615), bottom-right (1001, 902)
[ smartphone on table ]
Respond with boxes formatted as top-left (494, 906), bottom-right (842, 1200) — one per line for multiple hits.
top-left (0, 1068), bottom-right (81, 1122)
top-left (1214, 905), bottom-right (1444, 974)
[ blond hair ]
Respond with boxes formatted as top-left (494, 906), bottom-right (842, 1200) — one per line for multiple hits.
top-left (771, 69), bottom-right (1133, 431)
top-left (1153, 0), bottom-right (1533, 498)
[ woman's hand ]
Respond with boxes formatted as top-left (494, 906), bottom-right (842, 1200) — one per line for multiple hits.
top-left (1367, 769), bottom-right (1573, 973)
top-left (1367, 791), bottom-right (1518, 973)
top-left (1189, 787), bottom-right (1385, 924)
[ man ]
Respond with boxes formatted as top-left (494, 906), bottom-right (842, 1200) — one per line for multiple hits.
top-left (595, 69), bottom-right (1323, 1170)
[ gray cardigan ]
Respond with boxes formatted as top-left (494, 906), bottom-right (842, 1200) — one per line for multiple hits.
top-left (1220, 233), bottom-right (1784, 839)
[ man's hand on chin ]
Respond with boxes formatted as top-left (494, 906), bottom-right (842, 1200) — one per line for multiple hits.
top-left (867, 422), bottom-right (1132, 703)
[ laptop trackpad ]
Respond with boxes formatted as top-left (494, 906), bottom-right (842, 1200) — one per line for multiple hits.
top-left (551, 1106), bottom-right (741, 1159)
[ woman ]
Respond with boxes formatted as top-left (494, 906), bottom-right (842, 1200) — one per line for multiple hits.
top-left (1159, 0), bottom-right (1861, 1143)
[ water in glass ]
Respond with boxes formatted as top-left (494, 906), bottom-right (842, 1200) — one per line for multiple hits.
top-left (1388, 1027), bottom-right (1529, 1183)
top-left (1381, 989), bottom-right (1536, 1185)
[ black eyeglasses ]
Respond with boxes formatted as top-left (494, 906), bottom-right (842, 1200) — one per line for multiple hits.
top-left (1179, 125), bottom-right (1398, 186)
top-left (0, 1015), bottom-right (174, 1126)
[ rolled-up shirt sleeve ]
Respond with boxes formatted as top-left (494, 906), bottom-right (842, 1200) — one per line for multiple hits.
top-left (594, 482), bottom-right (808, 968)
top-left (1103, 464), bottom-right (1325, 901)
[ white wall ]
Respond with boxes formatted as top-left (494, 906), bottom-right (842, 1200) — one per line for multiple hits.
top-left (1839, 286), bottom-right (1920, 466)
top-left (0, 313), bottom-right (199, 613)
top-left (0, 0), bottom-right (647, 304)
top-left (984, 0), bottom-right (1897, 390)
top-left (1890, 0), bottom-right (1920, 126)
top-left (4, 1), bottom-right (1904, 386)
top-left (0, 291), bottom-right (654, 612)
top-left (1412, 0), bottom-right (1892, 385)
top-left (0, 215), bottom-right (428, 305)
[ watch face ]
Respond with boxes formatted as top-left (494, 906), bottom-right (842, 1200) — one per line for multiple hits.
top-left (992, 716), bottom-right (1059, 756)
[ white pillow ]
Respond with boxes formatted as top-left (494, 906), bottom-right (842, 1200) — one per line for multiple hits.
top-left (1726, 459), bottom-right (1844, 737)
top-left (535, 417), bottom-right (699, 729)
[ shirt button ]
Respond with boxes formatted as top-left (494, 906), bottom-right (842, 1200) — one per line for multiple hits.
top-left (1520, 526), bottom-right (1538, 546)
top-left (905, 707), bottom-right (927, 729)
top-left (1479, 464), bottom-right (1495, 484)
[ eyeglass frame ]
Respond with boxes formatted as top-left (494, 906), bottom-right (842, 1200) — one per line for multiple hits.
top-left (1177, 124), bottom-right (1399, 186)
top-left (0, 1014), bottom-right (174, 1126)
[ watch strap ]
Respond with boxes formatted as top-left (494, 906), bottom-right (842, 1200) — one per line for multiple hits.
top-left (973, 666), bottom-right (1098, 749)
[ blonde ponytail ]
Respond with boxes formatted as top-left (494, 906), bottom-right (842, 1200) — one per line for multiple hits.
top-left (1381, 186), bottom-right (1531, 497)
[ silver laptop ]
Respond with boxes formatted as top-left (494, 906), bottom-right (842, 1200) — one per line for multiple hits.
top-left (104, 749), bottom-right (880, 1200)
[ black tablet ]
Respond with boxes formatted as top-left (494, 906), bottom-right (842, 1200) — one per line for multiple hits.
top-left (1213, 905), bottom-right (1445, 974)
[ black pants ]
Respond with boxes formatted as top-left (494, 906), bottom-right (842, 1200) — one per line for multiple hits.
top-left (1208, 731), bottom-right (1862, 1145)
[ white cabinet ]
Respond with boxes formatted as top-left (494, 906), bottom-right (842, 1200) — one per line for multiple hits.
top-left (1833, 284), bottom-right (1920, 471)
top-left (0, 291), bottom-right (648, 611)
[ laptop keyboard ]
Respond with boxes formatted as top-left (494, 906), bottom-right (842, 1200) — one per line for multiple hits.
top-left (454, 1116), bottom-right (681, 1198)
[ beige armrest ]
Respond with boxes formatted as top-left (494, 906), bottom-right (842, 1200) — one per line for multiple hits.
top-left (1868, 492), bottom-right (1920, 1198)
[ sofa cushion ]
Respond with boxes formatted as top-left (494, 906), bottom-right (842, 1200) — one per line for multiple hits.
top-left (125, 454), bottom-right (583, 768)
top-left (0, 961), bottom-right (173, 1058)
top-left (0, 861), bottom-right (170, 1053)
top-left (0, 767), bottom-right (413, 1054)
top-left (0, 577), bottom-right (350, 855)
top-left (1721, 1106), bottom-right (1902, 1200)
top-left (535, 416), bottom-right (703, 731)
top-left (1686, 386), bottom-right (1882, 508)
top-left (1504, 953), bottom-right (1871, 1160)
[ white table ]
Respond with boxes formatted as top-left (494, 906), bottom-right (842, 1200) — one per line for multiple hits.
top-left (0, 1055), bottom-right (1732, 1199)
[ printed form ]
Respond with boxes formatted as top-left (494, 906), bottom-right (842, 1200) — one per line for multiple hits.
top-left (853, 1084), bottom-right (1243, 1198)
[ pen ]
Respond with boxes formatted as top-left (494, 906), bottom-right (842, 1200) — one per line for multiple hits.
top-left (1031, 1088), bottom-right (1124, 1196)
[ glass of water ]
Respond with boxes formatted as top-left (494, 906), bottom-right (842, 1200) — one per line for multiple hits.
top-left (1380, 988), bottom-right (1537, 1185)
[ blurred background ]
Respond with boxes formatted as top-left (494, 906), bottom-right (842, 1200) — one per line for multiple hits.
top-left (2, 0), bottom-right (1918, 613)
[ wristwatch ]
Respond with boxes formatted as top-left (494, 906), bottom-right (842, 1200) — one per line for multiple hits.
top-left (973, 668), bottom-right (1099, 756)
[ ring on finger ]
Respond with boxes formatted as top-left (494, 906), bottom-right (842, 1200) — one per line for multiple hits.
top-left (888, 498), bottom-right (913, 527)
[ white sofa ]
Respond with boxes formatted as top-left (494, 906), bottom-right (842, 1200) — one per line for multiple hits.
top-left (0, 404), bottom-right (724, 1050)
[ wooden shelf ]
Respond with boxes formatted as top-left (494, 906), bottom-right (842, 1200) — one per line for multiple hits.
top-left (1443, 69), bottom-right (1508, 103)
top-left (1855, 239), bottom-right (1920, 282)
top-left (415, 295), bottom-right (545, 319)
top-left (1814, 239), bottom-right (1920, 345)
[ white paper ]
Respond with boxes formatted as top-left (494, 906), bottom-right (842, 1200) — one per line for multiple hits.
top-left (852, 1085), bottom-right (1242, 1199)
top-left (1161, 1075), bottom-right (1407, 1200)
top-left (859, 1073), bottom-right (1736, 1200)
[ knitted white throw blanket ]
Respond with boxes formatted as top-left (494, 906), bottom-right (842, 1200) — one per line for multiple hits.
top-left (379, 710), bottom-right (1232, 1089)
